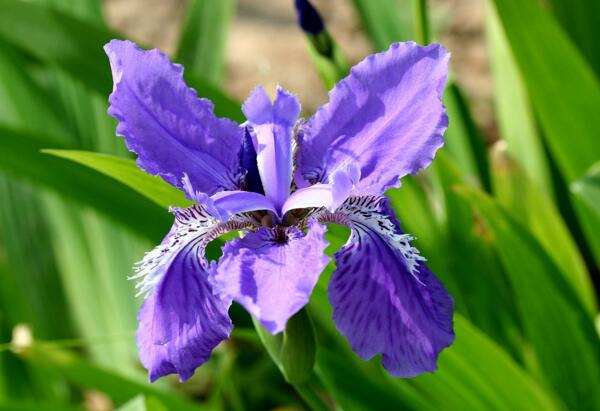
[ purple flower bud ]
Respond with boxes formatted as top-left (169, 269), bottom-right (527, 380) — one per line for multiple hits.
top-left (294, 0), bottom-right (324, 35)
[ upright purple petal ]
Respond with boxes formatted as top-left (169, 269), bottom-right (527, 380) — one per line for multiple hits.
top-left (105, 40), bottom-right (244, 196)
top-left (242, 86), bottom-right (301, 210)
top-left (320, 196), bottom-right (454, 377)
top-left (299, 42), bottom-right (449, 195)
top-left (212, 220), bottom-right (330, 334)
top-left (134, 205), bottom-right (235, 382)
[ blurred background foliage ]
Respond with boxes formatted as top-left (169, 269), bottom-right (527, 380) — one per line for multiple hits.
top-left (0, 0), bottom-right (599, 410)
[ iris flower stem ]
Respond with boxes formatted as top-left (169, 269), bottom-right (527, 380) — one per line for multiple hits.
top-left (293, 381), bottom-right (331, 411)
top-left (413, 0), bottom-right (431, 45)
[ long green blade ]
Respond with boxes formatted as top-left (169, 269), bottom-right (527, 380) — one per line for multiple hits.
top-left (0, 127), bottom-right (170, 241)
top-left (491, 0), bottom-right (600, 182)
top-left (457, 186), bottom-right (600, 411)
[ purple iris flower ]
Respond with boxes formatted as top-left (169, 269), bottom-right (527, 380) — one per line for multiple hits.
top-left (105, 39), bottom-right (454, 382)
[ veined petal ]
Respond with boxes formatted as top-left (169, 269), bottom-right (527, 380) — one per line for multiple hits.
top-left (318, 196), bottom-right (454, 377)
top-left (134, 205), bottom-right (250, 382)
top-left (242, 86), bottom-right (301, 210)
top-left (105, 40), bottom-right (244, 196)
top-left (212, 220), bottom-right (330, 334)
top-left (299, 42), bottom-right (449, 195)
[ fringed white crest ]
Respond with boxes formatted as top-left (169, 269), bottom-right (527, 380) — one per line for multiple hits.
top-left (130, 205), bottom-right (220, 298)
top-left (317, 195), bottom-right (426, 283)
top-left (130, 205), bottom-right (254, 298)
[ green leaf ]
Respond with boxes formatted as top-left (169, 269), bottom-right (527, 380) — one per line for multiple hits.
top-left (441, 84), bottom-right (491, 191)
top-left (571, 162), bottom-right (600, 217)
top-left (432, 153), bottom-right (521, 353)
top-left (0, 0), bottom-right (243, 120)
top-left (117, 396), bottom-right (168, 411)
top-left (411, 316), bottom-right (566, 411)
top-left (19, 344), bottom-right (201, 411)
top-left (0, 41), bottom-right (68, 139)
top-left (350, 0), bottom-right (410, 50)
top-left (0, 401), bottom-right (84, 411)
top-left (486, 6), bottom-right (553, 196)
top-left (547, 0), bottom-right (600, 76)
top-left (456, 186), bottom-right (600, 411)
top-left (571, 162), bottom-right (600, 267)
top-left (0, 127), bottom-right (170, 241)
top-left (175, 0), bottom-right (235, 86)
top-left (491, 0), bottom-right (600, 182)
top-left (43, 150), bottom-right (190, 209)
top-left (491, 147), bottom-right (596, 314)
top-left (311, 268), bottom-right (564, 411)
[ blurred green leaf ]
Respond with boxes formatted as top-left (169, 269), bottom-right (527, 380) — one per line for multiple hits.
top-left (456, 186), bottom-right (600, 411)
top-left (19, 344), bottom-right (201, 411)
top-left (350, 0), bottom-right (409, 50)
top-left (43, 150), bottom-right (190, 209)
top-left (0, 402), bottom-right (84, 411)
top-left (117, 395), bottom-right (168, 411)
top-left (175, 0), bottom-right (234, 86)
top-left (571, 162), bottom-right (600, 267)
top-left (491, 0), bottom-right (600, 182)
top-left (492, 147), bottom-right (596, 314)
top-left (547, 0), bottom-right (600, 76)
top-left (432, 153), bottom-right (520, 354)
top-left (35, 0), bottom-right (104, 25)
top-left (0, 127), bottom-right (170, 241)
top-left (410, 316), bottom-right (566, 411)
top-left (486, 6), bottom-right (552, 196)
top-left (571, 162), bottom-right (600, 218)
top-left (0, 41), bottom-right (68, 138)
top-left (0, 0), bottom-right (112, 93)
top-left (0, 0), bottom-right (243, 120)
top-left (442, 84), bottom-right (491, 190)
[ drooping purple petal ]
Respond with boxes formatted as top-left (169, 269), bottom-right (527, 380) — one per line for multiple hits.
top-left (298, 42), bottom-right (449, 195)
top-left (105, 39), bottom-right (244, 196)
top-left (320, 196), bottom-right (454, 377)
top-left (242, 86), bottom-right (301, 210)
top-left (134, 205), bottom-right (235, 382)
top-left (212, 219), bottom-right (329, 334)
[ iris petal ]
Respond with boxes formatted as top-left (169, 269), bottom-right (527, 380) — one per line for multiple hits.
top-left (299, 42), bottom-right (449, 195)
top-left (242, 86), bottom-right (301, 210)
top-left (212, 219), bottom-right (330, 334)
top-left (134, 205), bottom-right (249, 382)
top-left (320, 196), bottom-right (454, 377)
top-left (105, 40), bottom-right (244, 197)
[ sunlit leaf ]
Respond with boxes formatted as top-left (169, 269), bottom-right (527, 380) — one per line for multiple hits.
top-left (456, 186), bottom-right (600, 411)
top-left (43, 150), bottom-right (190, 209)
top-left (491, 0), bottom-right (600, 182)
top-left (0, 127), bottom-right (170, 241)
top-left (492, 146), bottom-right (596, 314)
